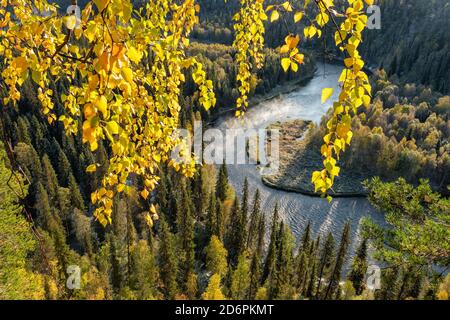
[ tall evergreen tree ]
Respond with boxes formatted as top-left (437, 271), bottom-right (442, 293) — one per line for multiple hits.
top-left (230, 252), bottom-right (251, 299)
top-left (324, 222), bottom-right (351, 300)
top-left (348, 237), bottom-right (368, 295)
top-left (316, 232), bottom-right (335, 299)
top-left (68, 173), bottom-right (85, 211)
top-left (215, 161), bottom-right (229, 202)
top-left (206, 192), bottom-right (217, 239)
top-left (41, 154), bottom-right (59, 202)
top-left (158, 217), bottom-right (178, 299)
top-left (57, 148), bottom-right (72, 187)
top-left (225, 197), bottom-right (246, 266)
top-left (241, 177), bottom-right (249, 218)
top-left (176, 183), bottom-right (196, 290)
top-left (246, 188), bottom-right (261, 250)
top-left (263, 203), bottom-right (279, 283)
top-left (35, 182), bottom-right (70, 274)
top-left (300, 221), bottom-right (312, 252)
top-left (271, 222), bottom-right (296, 299)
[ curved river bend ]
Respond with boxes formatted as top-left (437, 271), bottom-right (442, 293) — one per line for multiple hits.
top-left (214, 63), bottom-right (386, 257)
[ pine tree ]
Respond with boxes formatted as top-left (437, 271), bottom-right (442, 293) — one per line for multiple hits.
top-left (271, 222), bottom-right (296, 299)
top-left (68, 173), bottom-right (85, 211)
top-left (206, 192), bottom-right (217, 239)
top-left (263, 203), bottom-right (279, 283)
top-left (215, 197), bottom-right (224, 239)
top-left (305, 236), bottom-right (320, 298)
top-left (109, 198), bottom-right (130, 291)
top-left (17, 116), bottom-right (31, 145)
top-left (247, 189), bottom-right (261, 250)
top-left (324, 222), bottom-right (351, 300)
top-left (225, 197), bottom-right (246, 266)
top-left (57, 148), bottom-right (72, 187)
top-left (230, 252), bottom-right (251, 299)
top-left (300, 221), bottom-right (312, 252)
top-left (241, 177), bottom-right (249, 219)
top-left (348, 237), bottom-right (368, 295)
top-left (316, 232), bottom-right (335, 299)
top-left (176, 183), bottom-right (196, 290)
top-left (248, 250), bottom-right (262, 299)
top-left (158, 216), bottom-right (178, 299)
top-left (41, 154), bottom-right (59, 202)
top-left (377, 267), bottom-right (401, 300)
top-left (35, 182), bottom-right (70, 274)
top-left (216, 161), bottom-right (229, 202)
top-left (255, 212), bottom-right (265, 258)
top-left (192, 164), bottom-right (205, 217)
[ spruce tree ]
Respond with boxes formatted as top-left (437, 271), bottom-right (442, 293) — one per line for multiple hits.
top-left (324, 222), bottom-right (351, 300)
top-left (158, 216), bottom-right (178, 299)
top-left (305, 236), bottom-right (320, 298)
top-left (176, 183), bottom-right (196, 290)
top-left (216, 161), bottom-right (229, 202)
top-left (263, 203), bottom-right (279, 283)
top-left (17, 116), bottom-right (31, 145)
top-left (248, 250), bottom-right (262, 299)
top-left (206, 192), bottom-right (217, 239)
top-left (35, 182), bottom-right (70, 274)
top-left (192, 164), bottom-right (205, 217)
top-left (316, 232), bottom-right (335, 299)
top-left (246, 188), bottom-right (261, 250)
top-left (241, 177), bottom-right (249, 219)
top-left (271, 222), bottom-right (296, 299)
top-left (300, 221), bottom-right (312, 252)
top-left (225, 197), bottom-right (245, 266)
top-left (348, 237), bottom-right (368, 295)
top-left (230, 252), bottom-right (251, 299)
top-left (215, 197), bottom-right (224, 239)
top-left (68, 173), bottom-right (85, 211)
top-left (41, 154), bottom-right (59, 202)
top-left (57, 148), bottom-right (72, 187)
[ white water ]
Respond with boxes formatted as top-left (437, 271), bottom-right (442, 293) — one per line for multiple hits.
top-left (214, 63), bottom-right (386, 256)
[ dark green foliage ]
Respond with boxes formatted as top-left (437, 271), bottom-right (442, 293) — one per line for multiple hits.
top-left (324, 223), bottom-right (351, 300)
top-left (348, 238), bottom-right (368, 295)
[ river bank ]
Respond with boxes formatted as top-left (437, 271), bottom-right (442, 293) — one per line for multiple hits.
top-left (262, 120), bottom-right (369, 197)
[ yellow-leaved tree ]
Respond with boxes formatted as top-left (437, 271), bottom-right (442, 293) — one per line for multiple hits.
top-left (0, 0), bottom-right (372, 224)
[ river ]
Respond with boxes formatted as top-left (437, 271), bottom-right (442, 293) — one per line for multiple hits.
top-left (214, 63), bottom-right (386, 258)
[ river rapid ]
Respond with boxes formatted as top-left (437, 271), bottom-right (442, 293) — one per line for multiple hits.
top-left (214, 63), bottom-right (386, 258)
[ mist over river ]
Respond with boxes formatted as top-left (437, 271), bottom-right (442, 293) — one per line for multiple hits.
top-left (213, 63), bottom-right (386, 261)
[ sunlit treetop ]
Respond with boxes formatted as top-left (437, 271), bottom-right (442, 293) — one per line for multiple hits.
top-left (0, 0), bottom-right (372, 224)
